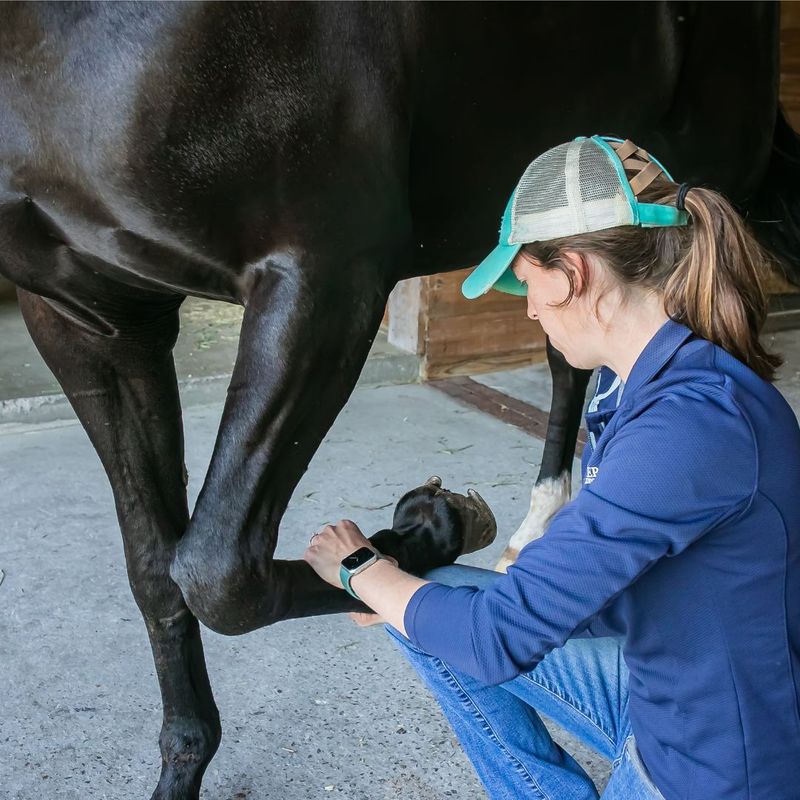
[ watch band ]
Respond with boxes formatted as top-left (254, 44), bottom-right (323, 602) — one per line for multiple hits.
top-left (339, 553), bottom-right (383, 600)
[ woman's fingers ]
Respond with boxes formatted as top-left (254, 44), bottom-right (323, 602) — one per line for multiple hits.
top-left (303, 518), bottom-right (375, 587)
top-left (347, 611), bottom-right (386, 627)
top-left (311, 519), bottom-right (369, 552)
top-left (304, 519), bottom-right (399, 590)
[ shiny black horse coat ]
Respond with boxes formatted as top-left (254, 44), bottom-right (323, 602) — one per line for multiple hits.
top-left (2, 2), bottom-right (798, 798)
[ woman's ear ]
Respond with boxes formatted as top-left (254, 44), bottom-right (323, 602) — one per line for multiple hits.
top-left (561, 251), bottom-right (590, 297)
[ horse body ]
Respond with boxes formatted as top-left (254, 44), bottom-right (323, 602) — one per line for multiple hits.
top-left (3, 3), bottom-right (782, 307)
top-left (2, 2), bottom-right (797, 797)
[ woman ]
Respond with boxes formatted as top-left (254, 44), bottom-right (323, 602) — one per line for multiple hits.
top-left (303, 136), bottom-right (800, 800)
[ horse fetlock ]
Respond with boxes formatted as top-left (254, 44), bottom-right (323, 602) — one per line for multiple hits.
top-left (494, 548), bottom-right (519, 574)
top-left (160, 717), bottom-right (221, 766)
top-left (493, 474), bottom-right (572, 572)
top-left (151, 718), bottom-right (220, 800)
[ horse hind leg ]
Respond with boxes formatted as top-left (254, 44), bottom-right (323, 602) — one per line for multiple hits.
top-left (17, 289), bottom-right (220, 800)
top-left (495, 338), bottom-right (593, 572)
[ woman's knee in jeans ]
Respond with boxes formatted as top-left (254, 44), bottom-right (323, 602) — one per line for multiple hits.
top-left (384, 622), bottom-right (429, 657)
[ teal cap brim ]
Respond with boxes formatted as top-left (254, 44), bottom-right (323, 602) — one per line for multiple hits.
top-left (461, 242), bottom-right (526, 299)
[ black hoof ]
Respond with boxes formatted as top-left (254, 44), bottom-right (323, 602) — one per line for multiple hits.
top-left (369, 476), bottom-right (497, 575)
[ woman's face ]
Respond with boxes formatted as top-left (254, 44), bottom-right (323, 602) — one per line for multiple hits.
top-left (510, 250), bottom-right (601, 370)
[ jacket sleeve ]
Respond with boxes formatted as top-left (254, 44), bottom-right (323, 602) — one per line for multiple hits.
top-left (403, 387), bottom-right (757, 685)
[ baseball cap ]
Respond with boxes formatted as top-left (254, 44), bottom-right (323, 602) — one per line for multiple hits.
top-left (461, 135), bottom-right (689, 299)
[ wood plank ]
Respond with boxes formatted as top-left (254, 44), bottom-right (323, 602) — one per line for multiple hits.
top-left (426, 268), bottom-right (526, 318)
top-left (780, 1), bottom-right (800, 124)
top-left (426, 310), bottom-right (545, 360)
top-left (782, 1), bottom-right (800, 30)
top-left (422, 347), bottom-right (547, 380)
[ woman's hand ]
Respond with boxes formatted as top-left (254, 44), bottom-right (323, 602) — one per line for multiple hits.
top-left (303, 518), bottom-right (374, 588)
top-left (347, 611), bottom-right (386, 627)
top-left (304, 518), bottom-right (412, 635)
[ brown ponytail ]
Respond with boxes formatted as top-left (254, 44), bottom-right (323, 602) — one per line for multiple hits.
top-left (522, 178), bottom-right (784, 382)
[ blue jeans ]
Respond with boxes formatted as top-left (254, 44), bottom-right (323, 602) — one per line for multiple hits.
top-left (385, 565), bottom-right (665, 800)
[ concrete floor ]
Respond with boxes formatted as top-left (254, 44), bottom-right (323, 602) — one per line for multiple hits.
top-left (2, 295), bottom-right (799, 800)
top-left (0, 298), bottom-right (420, 424)
top-left (0, 383), bottom-right (603, 800)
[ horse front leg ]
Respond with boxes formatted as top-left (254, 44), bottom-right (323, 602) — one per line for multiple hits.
top-left (496, 337), bottom-right (593, 571)
top-left (18, 290), bottom-right (220, 800)
top-left (171, 248), bottom-right (402, 634)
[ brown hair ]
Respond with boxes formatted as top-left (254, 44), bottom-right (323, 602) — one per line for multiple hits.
top-left (521, 178), bottom-right (783, 382)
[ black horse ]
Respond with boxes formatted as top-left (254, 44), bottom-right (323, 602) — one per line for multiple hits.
top-left (2, 2), bottom-right (799, 798)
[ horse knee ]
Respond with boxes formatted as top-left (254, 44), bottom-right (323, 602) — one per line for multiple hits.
top-left (169, 548), bottom-right (283, 635)
top-left (169, 555), bottom-right (236, 634)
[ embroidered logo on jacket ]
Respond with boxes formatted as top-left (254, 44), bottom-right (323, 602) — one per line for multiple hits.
top-left (584, 466), bottom-right (599, 484)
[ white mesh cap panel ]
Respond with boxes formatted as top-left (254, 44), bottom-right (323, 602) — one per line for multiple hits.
top-left (509, 138), bottom-right (633, 244)
top-left (513, 144), bottom-right (569, 216)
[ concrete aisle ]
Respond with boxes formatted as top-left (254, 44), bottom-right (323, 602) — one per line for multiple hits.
top-left (0, 381), bottom-right (600, 800)
top-left (2, 292), bottom-right (798, 799)
top-left (0, 298), bottom-right (420, 424)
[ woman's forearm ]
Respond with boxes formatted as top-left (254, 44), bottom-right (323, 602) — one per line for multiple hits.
top-left (350, 559), bottom-right (429, 638)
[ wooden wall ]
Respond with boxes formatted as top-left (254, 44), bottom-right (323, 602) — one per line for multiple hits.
top-left (388, 268), bottom-right (545, 380)
top-left (782, 0), bottom-right (800, 129)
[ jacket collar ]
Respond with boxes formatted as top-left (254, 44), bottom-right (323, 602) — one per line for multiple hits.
top-left (620, 317), bottom-right (695, 401)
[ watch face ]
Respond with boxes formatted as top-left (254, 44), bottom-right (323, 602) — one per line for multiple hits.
top-left (341, 546), bottom-right (377, 571)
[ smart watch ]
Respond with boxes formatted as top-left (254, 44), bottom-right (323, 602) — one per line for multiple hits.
top-left (339, 546), bottom-right (383, 600)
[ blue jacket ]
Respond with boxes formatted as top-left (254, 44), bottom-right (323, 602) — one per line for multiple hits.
top-left (404, 319), bottom-right (800, 800)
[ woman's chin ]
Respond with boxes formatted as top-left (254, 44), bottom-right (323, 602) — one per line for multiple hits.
top-left (549, 341), bottom-right (587, 371)
top-left (563, 353), bottom-right (589, 370)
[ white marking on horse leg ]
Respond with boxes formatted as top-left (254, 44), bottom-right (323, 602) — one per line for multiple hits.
top-left (494, 471), bottom-right (572, 572)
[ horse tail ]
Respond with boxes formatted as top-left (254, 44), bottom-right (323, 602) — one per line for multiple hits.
top-left (746, 108), bottom-right (800, 288)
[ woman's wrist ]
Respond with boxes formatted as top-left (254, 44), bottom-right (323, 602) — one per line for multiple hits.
top-left (349, 556), bottom-right (396, 596)
top-left (349, 559), bottom-right (428, 638)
